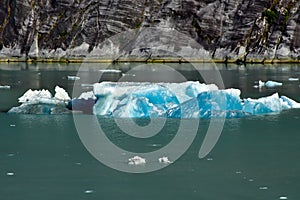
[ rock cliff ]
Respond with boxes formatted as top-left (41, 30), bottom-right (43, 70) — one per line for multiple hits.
top-left (0, 0), bottom-right (299, 62)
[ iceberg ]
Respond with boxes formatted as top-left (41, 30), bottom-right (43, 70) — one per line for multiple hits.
top-left (93, 81), bottom-right (218, 117)
top-left (8, 86), bottom-right (71, 114)
top-left (8, 81), bottom-right (300, 117)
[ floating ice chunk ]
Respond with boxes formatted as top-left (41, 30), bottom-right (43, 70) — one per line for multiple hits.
top-left (6, 172), bottom-right (14, 176)
top-left (0, 85), bottom-right (11, 89)
top-left (54, 86), bottom-right (70, 101)
top-left (128, 156), bottom-right (146, 165)
top-left (122, 73), bottom-right (136, 77)
top-left (265, 80), bottom-right (282, 87)
top-left (158, 157), bottom-right (172, 164)
top-left (84, 190), bottom-right (94, 194)
top-left (67, 76), bottom-right (80, 81)
top-left (99, 69), bottom-right (122, 73)
top-left (259, 186), bottom-right (268, 190)
top-left (254, 80), bottom-right (265, 88)
top-left (288, 77), bottom-right (299, 81)
top-left (279, 196), bottom-right (288, 200)
top-left (18, 89), bottom-right (52, 103)
top-left (259, 80), bottom-right (265, 87)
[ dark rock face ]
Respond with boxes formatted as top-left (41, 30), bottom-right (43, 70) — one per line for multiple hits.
top-left (0, 0), bottom-right (299, 61)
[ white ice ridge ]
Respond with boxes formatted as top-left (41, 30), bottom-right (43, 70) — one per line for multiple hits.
top-left (18, 86), bottom-right (70, 104)
top-left (54, 86), bottom-right (71, 101)
top-left (18, 89), bottom-right (52, 103)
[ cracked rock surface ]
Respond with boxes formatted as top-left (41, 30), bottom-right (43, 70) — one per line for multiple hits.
top-left (0, 0), bottom-right (299, 61)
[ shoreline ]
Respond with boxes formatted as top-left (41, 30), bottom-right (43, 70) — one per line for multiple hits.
top-left (0, 58), bottom-right (300, 64)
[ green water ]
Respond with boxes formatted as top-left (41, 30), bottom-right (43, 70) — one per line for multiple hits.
top-left (0, 63), bottom-right (300, 199)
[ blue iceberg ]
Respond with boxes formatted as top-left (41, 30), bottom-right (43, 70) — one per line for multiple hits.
top-left (92, 82), bottom-right (300, 118)
top-left (8, 82), bottom-right (300, 118)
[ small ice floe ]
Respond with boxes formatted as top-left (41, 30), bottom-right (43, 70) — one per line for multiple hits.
top-left (99, 69), bottom-right (122, 73)
top-left (253, 80), bottom-right (265, 88)
top-left (67, 76), bottom-right (80, 81)
top-left (84, 190), bottom-right (94, 194)
top-left (0, 85), bottom-right (11, 89)
top-left (265, 80), bottom-right (283, 88)
top-left (279, 196), bottom-right (288, 200)
top-left (128, 156), bottom-right (146, 165)
top-left (259, 186), bottom-right (268, 190)
top-left (158, 156), bottom-right (172, 164)
top-left (6, 172), bottom-right (15, 176)
top-left (258, 80), bottom-right (265, 87)
top-left (288, 77), bottom-right (299, 81)
top-left (122, 73), bottom-right (136, 77)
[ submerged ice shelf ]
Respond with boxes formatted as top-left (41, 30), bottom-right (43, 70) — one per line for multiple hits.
top-left (7, 82), bottom-right (300, 118)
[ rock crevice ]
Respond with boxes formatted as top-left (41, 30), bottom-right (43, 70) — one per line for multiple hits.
top-left (0, 0), bottom-right (299, 61)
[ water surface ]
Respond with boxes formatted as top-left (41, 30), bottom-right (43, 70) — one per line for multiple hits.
top-left (0, 63), bottom-right (300, 200)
